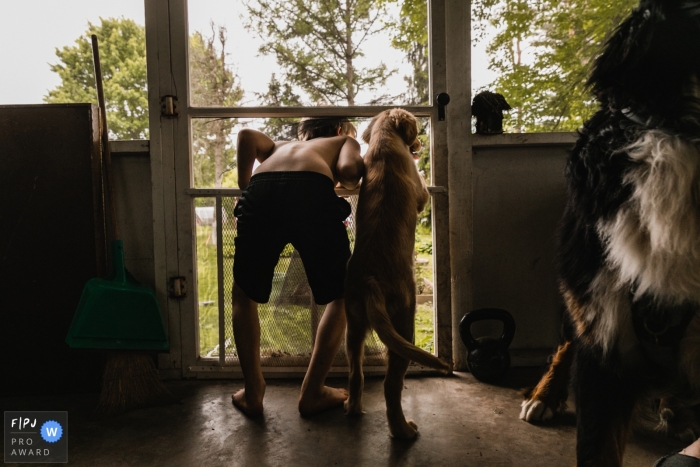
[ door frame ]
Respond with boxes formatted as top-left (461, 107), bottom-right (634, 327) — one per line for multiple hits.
top-left (145, 0), bottom-right (473, 378)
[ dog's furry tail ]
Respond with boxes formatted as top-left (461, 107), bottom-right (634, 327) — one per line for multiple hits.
top-left (364, 277), bottom-right (451, 373)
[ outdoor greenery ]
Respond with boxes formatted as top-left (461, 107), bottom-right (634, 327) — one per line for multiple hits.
top-left (44, 17), bottom-right (148, 139)
top-left (198, 223), bottom-right (436, 357)
top-left (255, 74), bottom-right (303, 141)
top-left (243, 0), bottom-right (395, 105)
top-left (45, 18), bottom-right (243, 191)
top-left (189, 24), bottom-right (245, 188)
top-left (383, 0), bottom-right (428, 106)
top-left (472, 0), bottom-right (638, 132)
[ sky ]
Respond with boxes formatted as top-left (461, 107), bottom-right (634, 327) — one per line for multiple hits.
top-left (0, 0), bottom-right (496, 106)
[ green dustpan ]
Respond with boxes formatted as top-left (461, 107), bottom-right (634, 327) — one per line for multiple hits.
top-left (66, 240), bottom-right (169, 351)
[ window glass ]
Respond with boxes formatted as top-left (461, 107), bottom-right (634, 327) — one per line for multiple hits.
top-left (470, 0), bottom-right (637, 133)
top-left (187, 0), bottom-right (429, 107)
top-left (196, 193), bottom-right (435, 360)
top-left (191, 116), bottom-right (431, 189)
top-left (192, 115), bottom-right (435, 358)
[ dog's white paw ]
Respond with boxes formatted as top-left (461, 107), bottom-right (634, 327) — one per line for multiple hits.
top-left (520, 399), bottom-right (553, 423)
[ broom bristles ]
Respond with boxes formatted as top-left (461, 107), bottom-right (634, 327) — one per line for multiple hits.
top-left (94, 352), bottom-right (179, 417)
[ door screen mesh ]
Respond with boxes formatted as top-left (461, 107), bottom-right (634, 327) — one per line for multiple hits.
top-left (197, 194), bottom-right (387, 367)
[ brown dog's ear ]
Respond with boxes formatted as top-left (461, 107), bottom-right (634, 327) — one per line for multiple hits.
top-left (389, 109), bottom-right (418, 148)
top-left (362, 115), bottom-right (377, 144)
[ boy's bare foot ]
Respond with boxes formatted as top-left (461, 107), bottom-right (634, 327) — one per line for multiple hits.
top-left (232, 384), bottom-right (265, 417)
top-left (299, 386), bottom-right (349, 417)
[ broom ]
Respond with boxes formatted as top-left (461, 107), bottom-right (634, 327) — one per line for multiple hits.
top-left (66, 35), bottom-right (178, 416)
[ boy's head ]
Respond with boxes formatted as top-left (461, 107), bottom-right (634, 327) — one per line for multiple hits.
top-left (297, 117), bottom-right (357, 141)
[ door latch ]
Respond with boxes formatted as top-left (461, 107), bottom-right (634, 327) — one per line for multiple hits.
top-left (436, 92), bottom-right (450, 121)
top-left (169, 276), bottom-right (187, 299)
top-left (160, 95), bottom-right (179, 118)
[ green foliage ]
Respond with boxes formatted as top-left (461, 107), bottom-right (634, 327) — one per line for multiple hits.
top-left (189, 26), bottom-right (245, 108)
top-left (415, 302), bottom-right (434, 353)
top-left (383, 1), bottom-right (431, 224)
top-left (416, 125), bottom-right (431, 228)
top-left (415, 238), bottom-right (432, 255)
top-left (243, 0), bottom-right (395, 105)
top-left (190, 25), bottom-right (245, 188)
top-left (196, 226), bottom-right (220, 355)
top-left (256, 74), bottom-right (302, 140)
top-left (382, 0), bottom-right (429, 105)
top-left (472, 0), bottom-right (638, 132)
top-left (280, 243), bottom-right (295, 258)
top-left (45, 19), bottom-right (243, 189)
top-left (44, 17), bottom-right (148, 139)
top-left (223, 243), bottom-right (235, 258)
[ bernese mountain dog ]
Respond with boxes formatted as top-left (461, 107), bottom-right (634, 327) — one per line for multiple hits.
top-left (519, 0), bottom-right (700, 465)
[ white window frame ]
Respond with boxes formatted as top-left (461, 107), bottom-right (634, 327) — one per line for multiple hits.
top-left (145, 0), bottom-right (472, 378)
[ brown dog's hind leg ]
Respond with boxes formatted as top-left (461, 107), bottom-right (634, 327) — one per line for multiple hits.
top-left (521, 340), bottom-right (574, 423)
top-left (385, 349), bottom-right (417, 439)
top-left (384, 308), bottom-right (419, 439)
top-left (344, 311), bottom-right (367, 415)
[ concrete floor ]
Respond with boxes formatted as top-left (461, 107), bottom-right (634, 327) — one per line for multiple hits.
top-left (1, 369), bottom-right (685, 466)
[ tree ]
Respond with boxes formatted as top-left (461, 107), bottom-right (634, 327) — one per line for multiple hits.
top-left (472, 0), bottom-right (638, 132)
top-left (190, 25), bottom-right (245, 188)
top-left (243, 0), bottom-right (395, 106)
top-left (46, 19), bottom-right (243, 188)
top-left (44, 17), bottom-right (148, 139)
top-left (383, 0), bottom-right (431, 226)
top-left (383, 0), bottom-right (429, 105)
top-left (255, 74), bottom-right (303, 141)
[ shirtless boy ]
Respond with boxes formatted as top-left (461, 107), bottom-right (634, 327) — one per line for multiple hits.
top-left (231, 117), bottom-right (363, 417)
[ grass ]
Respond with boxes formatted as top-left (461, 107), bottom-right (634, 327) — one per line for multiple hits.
top-left (196, 221), bottom-right (436, 358)
top-left (415, 302), bottom-right (435, 353)
top-left (195, 225), bottom-right (219, 356)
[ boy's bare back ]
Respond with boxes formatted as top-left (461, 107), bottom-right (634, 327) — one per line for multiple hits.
top-left (236, 129), bottom-right (363, 191)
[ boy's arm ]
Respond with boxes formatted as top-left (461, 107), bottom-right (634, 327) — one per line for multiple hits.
top-left (236, 129), bottom-right (276, 189)
top-left (335, 137), bottom-right (364, 190)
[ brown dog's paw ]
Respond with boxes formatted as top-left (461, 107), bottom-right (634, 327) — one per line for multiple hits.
top-left (344, 399), bottom-right (364, 416)
top-left (389, 419), bottom-right (418, 440)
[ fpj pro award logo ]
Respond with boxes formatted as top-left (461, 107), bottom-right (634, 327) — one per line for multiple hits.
top-left (4, 411), bottom-right (68, 463)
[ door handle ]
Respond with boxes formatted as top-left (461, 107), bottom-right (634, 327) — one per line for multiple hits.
top-left (436, 93), bottom-right (450, 121)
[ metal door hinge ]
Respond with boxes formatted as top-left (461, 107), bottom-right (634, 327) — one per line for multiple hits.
top-left (161, 95), bottom-right (179, 118)
top-left (169, 276), bottom-right (187, 299)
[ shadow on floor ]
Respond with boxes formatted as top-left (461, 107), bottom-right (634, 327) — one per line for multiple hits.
top-left (0, 369), bottom-right (684, 466)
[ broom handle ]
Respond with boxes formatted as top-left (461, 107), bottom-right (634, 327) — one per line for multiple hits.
top-left (91, 34), bottom-right (118, 242)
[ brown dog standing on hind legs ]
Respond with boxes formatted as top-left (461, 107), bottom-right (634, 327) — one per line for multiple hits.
top-left (344, 108), bottom-right (451, 439)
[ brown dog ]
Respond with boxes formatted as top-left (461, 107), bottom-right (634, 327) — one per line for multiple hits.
top-left (344, 109), bottom-right (451, 439)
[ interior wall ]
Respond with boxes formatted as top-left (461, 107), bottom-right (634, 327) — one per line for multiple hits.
top-left (0, 104), bottom-right (105, 396)
top-left (470, 133), bottom-right (576, 360)
top-left (111, 141), bottom-right (155, 291)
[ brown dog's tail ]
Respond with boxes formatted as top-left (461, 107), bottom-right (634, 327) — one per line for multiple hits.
top-left (364, 277), bottom-right (451, 373)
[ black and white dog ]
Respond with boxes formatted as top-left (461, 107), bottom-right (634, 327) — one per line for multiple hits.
top-left (519, 0), bottom-right (700, 465)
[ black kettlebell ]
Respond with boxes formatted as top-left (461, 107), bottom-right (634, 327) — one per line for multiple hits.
top-left (459, 308), bottom-right (516, 383)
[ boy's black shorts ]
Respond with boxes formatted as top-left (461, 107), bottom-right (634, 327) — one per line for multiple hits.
top-left (233, 171), bottom-right (352, 305)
